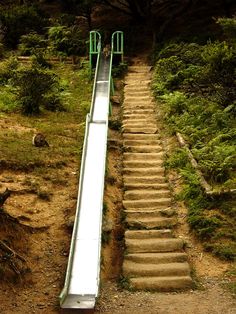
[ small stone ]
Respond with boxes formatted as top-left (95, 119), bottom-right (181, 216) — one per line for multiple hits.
top-left (102, 219), bottom-right (113, 232)
top-left (66, 216), bottom-right (75, 228)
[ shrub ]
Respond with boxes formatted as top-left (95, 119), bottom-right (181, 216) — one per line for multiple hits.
top-left (18, 32), bottom-right (47, 56)
top-left (217, 17), bottom-right (236, 42)
top-left (12, 63), bottom-right (62, 115)
top-left (0, 57), bottom-right (18, 85)
top-left (48, 25), bottom-right (86, 57)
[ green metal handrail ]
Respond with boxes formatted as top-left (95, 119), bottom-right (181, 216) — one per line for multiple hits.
top-left (112, 31), bottom-right (124, 62)
top-left (89, 31), bottom-right (101, 74)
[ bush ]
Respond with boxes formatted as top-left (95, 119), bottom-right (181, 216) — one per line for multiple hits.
top-left (18, 32), bottom-right (47, 56)
top-left (12, 63), bottom-right (62, 115)
top-left (48, 25), bottom-right (86, 57)
top-left (154, 36), bottom-right (236, 260)
top-left (0, 57), bottom-right (18, 85)
top-left (217, 17), bottom-right (236, 42)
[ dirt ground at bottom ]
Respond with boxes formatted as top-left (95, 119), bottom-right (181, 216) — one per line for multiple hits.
top-left (93, 278), bottom-right (236, 314)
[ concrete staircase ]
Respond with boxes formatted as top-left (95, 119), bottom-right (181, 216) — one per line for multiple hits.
top-left (122, 65), bottom-right (193, 291)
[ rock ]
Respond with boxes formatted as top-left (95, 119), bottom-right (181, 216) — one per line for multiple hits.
top-left (102, 218), bottom-right (113, 232)
top-left (66, 216), bottom-right (75, 229)
top-left (111, 95), bottom-right (121, 105)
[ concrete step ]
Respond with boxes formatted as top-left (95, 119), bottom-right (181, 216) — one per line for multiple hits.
top-left (124, 101), bottom-right (155, 107)
top-left (126, 71), bottom-right (151, 75)
top-left (123, 109), bottom-right (154, 114)
top-left (123, 119), bottom-right (157, 125)
top-left (123, 261), bottom-right (191, 277)
top-left (125, 94), bottom-right (152, 99)
top-left (124, 85), bottom-right (150, 92)
top-left (123, 145), bottom-right (162, 153)
top-left (128, 66), bottom-right (152, 72)
top-left (122, 126), bottom-right (158, 134)
top-left (123, 118), bottom-right (156, 125)
top-left (123, 109), bottom-right (155, 115)
top-left (124, 190), bottom-right (171, 200)
top-left (126, 215), bottom-right (176, 229)
top-left (123, 152), bottom-right (164, 161)
top-left (123, 175), bottom-right (167, 185)
top-left (123, 160), bottom-right (163, 168)
top-left (125, 79), bottom-right (151, 85)
top-left (124, 91), bottom-right (150, 97)
top-left (125, 207), bottom-right (175, 218)
top-left (123, 134), bottom-right (160, 141)
top-left (123, 100), bottom-right (154, 106)
top-left (125, 252), bottom-right (188, 264)
top-left (129, 276), bottom-right (193, 291)
top-left (123, 198), bottom-right (172, 210)
top-left (124, 182), bottom-right (169, 190)
top-left (125, 229), bottom-right (173, 239)
top-left (123, 167), bottom-right (164, 176)
top-left (123, 114), bottom-right (156, 120)
top-left (123, 139), bottom-right (162, 146)
top-left (125, 238), bottom-right (184, 253)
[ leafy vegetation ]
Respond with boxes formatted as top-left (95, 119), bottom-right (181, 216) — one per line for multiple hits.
top-left (48, 24), bottom-right (86, 57)
top-left (0, 4), bottom-right (47, 49)
top-left (155, 18), bottom-right (236, 260)
top-left (0, 61), bottom-right (92, 174)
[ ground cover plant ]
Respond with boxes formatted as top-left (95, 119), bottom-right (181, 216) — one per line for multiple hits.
top-left (152, 18), bottom-right (236, 261)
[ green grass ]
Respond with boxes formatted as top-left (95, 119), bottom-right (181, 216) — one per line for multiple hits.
top-left (0, 61), bottom-right (92, 175)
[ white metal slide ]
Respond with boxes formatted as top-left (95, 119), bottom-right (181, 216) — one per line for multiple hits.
top-left (59, 52), bottom-right (112, 309)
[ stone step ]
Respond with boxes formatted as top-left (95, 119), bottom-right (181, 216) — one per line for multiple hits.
top-left (123, 134), bottom-right (160, 140)
top-left (125, 94), bottom-right (152, 99)
top-left (124, 85), bottom-right (150, 92)
top-left (124, 190), bottom-right (170, 200)
top-left (123, 198), bottom-right (172, 209)
top-left (124, 145), bottom-right (163, 153)
top-left (126, 215), bottom-right (176, 229)
top-left (129, 276), bottom-right (193, 291)
top-left (125, 71), bottom-right (151, 75)
top-left (125, 207), bottom-right (174, 218)
top-left (123, 109), bottom-right (155, 115)
top-left (125, 252), bottom-right (188, 264)
top-left (123, 139), bottom-right (162, 146)
top-left (125, 79), bottom-right (151, 85)
top-left (122, 126), bottom-right (158, 134)
top-left (123, 261), bottom-right (191, 277)
top-left (125, 238), bottom-right (184, 253)
top-left (128, 66), bottom-right (152, 72)
top-left (123, 120), bottom-right (156, 126)
top-left (124, 96), bottom-right (152, 103)
top-left (125, 229), bottom-right (173, 239)
top-left (123, 119), bottom-right (157, 125)
top-left (123, 100), bottom-right (154, 105)
top-left (123, 167), bottom-right (164, 176)
top-left (124, 182), bottom-right (169, 190)
top-left (123, 152), bottom-right (164, 161)
top-left (123, 175), bottom-right (167, 185)
top-left (124, 101), bottom-right (154, 106)
top-left (123, 160), bottom-right (163, 168)
top-left (123, 114), bottom-right (155, 120)
top-left (124, 91), bottom-right (150, 97)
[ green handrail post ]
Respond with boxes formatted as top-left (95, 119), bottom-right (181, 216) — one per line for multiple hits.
top-left (89, 31), bottom-right (101, 76)
top-left (111, 31), bottom-right (124, 63)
